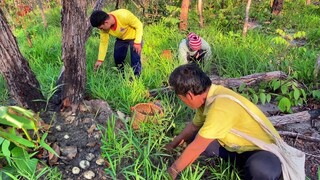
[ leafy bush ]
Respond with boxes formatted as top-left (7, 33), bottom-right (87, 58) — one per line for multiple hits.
top-left (0, 106), bottom-right (58, 179)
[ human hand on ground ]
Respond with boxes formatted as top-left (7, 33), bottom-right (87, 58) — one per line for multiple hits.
top-left (167, 166), bottom-right (178, 180)
top-left (133, 43), bottom-right (141, 55)
top-left (94, 60), bottom-right (103, 72)
top-left (164, 143), bottom-right (174, 154)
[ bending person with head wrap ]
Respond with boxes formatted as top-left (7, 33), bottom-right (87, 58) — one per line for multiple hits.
top-left (178, 32), bottom-right (212, 65)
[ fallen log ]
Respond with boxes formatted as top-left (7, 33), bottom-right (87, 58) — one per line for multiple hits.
top-left (278, 131), bottom-right (320, 143)
top-left (149, 71), bottom-right (288, 97)
top-left (269, 109), bottom-right (320, 127)
top-left (209, 71), bottom-right (288, 88)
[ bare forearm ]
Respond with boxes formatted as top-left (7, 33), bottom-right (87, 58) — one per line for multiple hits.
top-left (169, 122), bottom-right (199, 148)
top-left (168, 135), bottom-right (214, 177)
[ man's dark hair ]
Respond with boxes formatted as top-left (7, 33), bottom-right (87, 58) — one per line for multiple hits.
top-left (90, 10), bottom-right (109, 27)
top-left (169, 63), bottom-right (212, 96)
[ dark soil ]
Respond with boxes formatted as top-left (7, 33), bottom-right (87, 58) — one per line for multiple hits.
top-left (40, 100), bottom-right (116, 180)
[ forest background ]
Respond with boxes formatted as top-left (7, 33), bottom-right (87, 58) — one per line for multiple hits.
top-left (0, 0), bottom-right (319, 179)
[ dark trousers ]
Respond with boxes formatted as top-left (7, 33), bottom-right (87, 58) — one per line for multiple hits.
top-left (114, 38), bottom-right (142, 77)
top-left (188, 134), bottom-right (282, 180)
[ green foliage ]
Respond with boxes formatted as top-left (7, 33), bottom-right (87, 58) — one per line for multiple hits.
top-left (42, 167), bottom-right (62, 180)
top-left (270, 79), bottom-right (307, 113)
top-left (179, 163), bottom-right (206, 180)
top-left (235, 83), bottom-right (272, 105)
top-left (311, 90), bottom-right (320, 100)
top-left (99, 115), bottom-right (172, 179)
top-left (206, 158), bottom-right (241, 180)
top-left (235, 79), bottom-right (308, 113)
top-left (0, 106), bottom-right (59, 179)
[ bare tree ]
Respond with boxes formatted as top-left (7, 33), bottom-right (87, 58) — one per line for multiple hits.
top-left (271, 0), bottom-right (283, 16)
top-left (0, 8), bottom-right (45, 112)
top-left (306, 0), bottom-right (311, 5)
top-left (60, 0), bottom-right (105, 112)
top-left (60, 0), bottom-right (88, 112)
top-left (179, 0), bottom-right (190, 31)
top-left (84, 0), bottom-right (105, 41)
top-left (50, 0), bottom-right (105, 112)
top-left (115, 0), bottom-right (120, 9)
top-left (37, 0), bottom-right (48, 28)
top-left (242, 0), bottom-right (252, 36)
top-left (197, 0), bottom-right (203, 28)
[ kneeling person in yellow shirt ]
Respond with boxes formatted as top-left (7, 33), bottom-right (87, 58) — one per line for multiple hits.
top-left (166, 63), bottom-right (282, 180)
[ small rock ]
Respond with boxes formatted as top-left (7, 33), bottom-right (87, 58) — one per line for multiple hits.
top-left (65, 115), bottom-right (76, 124)
top-left (87, 124), bottom-right (96, 134)
top-left (64, 134), bottom-right (70, 139)
top-left (93, 132), bottom-right (101, 139)
top-left (258, 103), bottom-right (279, 116)
top-left (86, 153), bottom-right (95, 161)
top-left (86, 142), bottom-right (96, 147)
top-left (79, 160), bottom-right (90, 169)
top-left (60, 146), bottom-right (77, 160)
top-left (72, 167), bottom-right (80, 174)
top-left (83, 170), bottom-right (95, 179)
top-left (82, 118), bottom-right (92, 124)
top-left (95, 158), bottom-right (104, 166)
top-left (117, 110), bottom-right (126, 120)
top-left (55, 125), bottom-right (61, 131)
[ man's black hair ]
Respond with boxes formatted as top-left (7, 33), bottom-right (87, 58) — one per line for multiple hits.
top-left (169, 63), bottom-right (212, 96)
top-left (90, 10), bottom-right (109, 27)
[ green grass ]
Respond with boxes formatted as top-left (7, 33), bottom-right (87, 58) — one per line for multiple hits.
top-left (0, 1), bottom-right (319, 179)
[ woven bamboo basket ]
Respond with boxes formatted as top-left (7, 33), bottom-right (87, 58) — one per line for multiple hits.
top-left (130, 103), bottom-right (163, 130)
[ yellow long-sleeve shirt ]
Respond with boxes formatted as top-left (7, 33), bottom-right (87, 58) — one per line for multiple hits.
top-left (98, 9), bottom-right (143, 61)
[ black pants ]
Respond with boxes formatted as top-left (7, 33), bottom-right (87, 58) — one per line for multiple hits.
top-left (114, 38), bottom-right (142, 77)
top-left (188, 133), bottom-right (282, 180)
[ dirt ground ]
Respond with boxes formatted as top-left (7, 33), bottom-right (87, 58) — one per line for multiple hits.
top-left (277, 100), bottom-right (320, 180)
top-left (38, 98), bottom-right (320, 180)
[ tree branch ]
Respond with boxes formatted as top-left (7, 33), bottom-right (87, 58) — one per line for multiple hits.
top-left (279, 131), bottom-right (320, 143)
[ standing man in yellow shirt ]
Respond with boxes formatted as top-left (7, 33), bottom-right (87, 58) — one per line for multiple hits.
top-left (166, 63), bottom-right (282, 180)
top-left (90, 9), bottom-right (143, 77)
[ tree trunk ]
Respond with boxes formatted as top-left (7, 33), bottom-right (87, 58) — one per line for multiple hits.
top-left (242, 0), bottom-right (252, 37)
top-left (37, 0), bottom-right (48, 28)
top-left (271, 0), bottom-right (283, 16)
top-left (84, 0), bottom-right (105, 41)
top-left (209, 71), bottom-right (288, 88)
top-left (197, 0), bottom-right (203, 28)
top-left (61, 0), bottom-right (88, 112)
top-left (179, 0), bottom-right (189, 31)
top-left (221, 0), bottom-right (225, 9)
top-left (0, 9), bottom-right (45, 112)
top-left (269, 109), bottom-right (320, 126)
top-left (115, 0), bottom-right (120, 9)
top-left (306, 0), bottom-right (311, 5)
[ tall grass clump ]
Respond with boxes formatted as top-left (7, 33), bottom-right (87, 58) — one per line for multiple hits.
top-left (99, 115), bottom-right (171, 179)
top-left (212, 30), bottom-right (273, 77)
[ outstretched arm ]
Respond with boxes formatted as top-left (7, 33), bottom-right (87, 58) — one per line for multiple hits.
top-left (168, 134), bottom-right (214, 179)
top-left (165, 122), bottom-right (200, 151)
